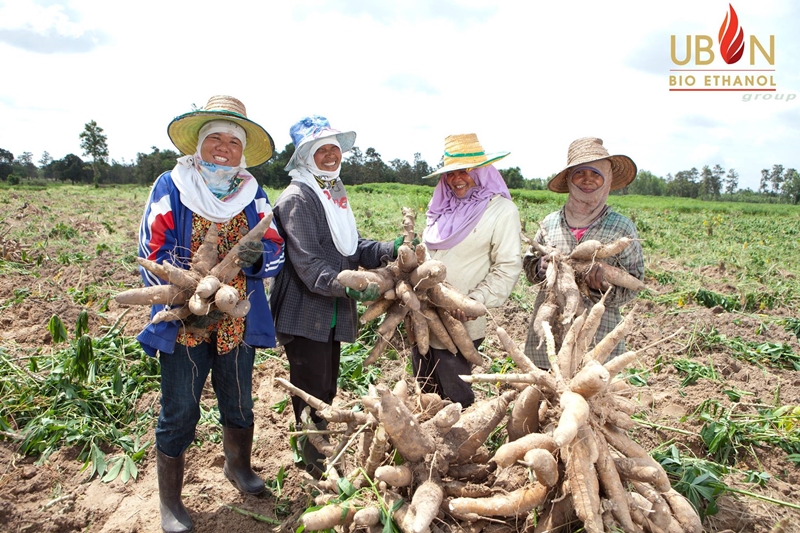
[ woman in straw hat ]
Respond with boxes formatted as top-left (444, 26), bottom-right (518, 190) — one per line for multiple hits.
top-left (269, 115), bottom-right (400, 478)
top-left (523, 137), bottom-right (644, 369)
top-left (137, 95), bottom-right (285, 532)
top-left (416, 133), bottom-right (523, 408)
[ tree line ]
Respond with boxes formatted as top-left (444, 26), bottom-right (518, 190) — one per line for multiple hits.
top-left (1, 120), bottom-right (798, 205)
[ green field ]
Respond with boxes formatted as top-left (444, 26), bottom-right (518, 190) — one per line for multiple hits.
top-left (1, 182), bottom-right (799, 532)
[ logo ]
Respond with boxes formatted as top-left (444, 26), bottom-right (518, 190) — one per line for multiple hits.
top-left (669, 4), bottom-right (776, 92)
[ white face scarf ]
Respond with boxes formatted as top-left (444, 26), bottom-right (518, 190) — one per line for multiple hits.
top-left (564, 159), bottom-right (613, 228)
top-left (288, 138), bottom-right (358, 256)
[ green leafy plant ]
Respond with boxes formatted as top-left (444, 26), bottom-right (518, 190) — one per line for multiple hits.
top-left (3, 313), bottom-right (159, 482)
top-left (693, 288), bottom-right (740, 312)
top-left (672, 358), bottom-right (719, 387)
top-left (48, 222), bottom-right (78, 240)
top-left (784, 317), bottom-right (800, 341)
top-left (692, 399), bottom-right (800, 463)
top-left (623, 367), bottom-right (650, 386)
top-left (653, 444), bottom-right (728, 521)
top-left (742, 470), bottom-right (770, 487)
top-left (338, 341), bottom-right (382, 396)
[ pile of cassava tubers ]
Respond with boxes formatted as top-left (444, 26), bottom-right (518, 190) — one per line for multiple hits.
top-left (276, 298), bottom-right (701, 533)
top-left (113, 213), bottom-right (274, 334)
top-left (274, 213), bottom-right (700, 532)
top-left (336, 207), bottom-right (488, 367)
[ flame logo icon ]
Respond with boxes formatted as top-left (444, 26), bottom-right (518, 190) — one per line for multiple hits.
top-left (718, 4), bottom-right (745, 64)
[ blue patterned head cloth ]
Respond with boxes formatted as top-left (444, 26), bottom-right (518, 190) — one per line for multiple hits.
top-left (285, 115), bottom-right (356, 171)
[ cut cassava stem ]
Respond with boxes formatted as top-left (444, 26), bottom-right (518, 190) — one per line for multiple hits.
top-left (274, 377), bottom-right (372, 426)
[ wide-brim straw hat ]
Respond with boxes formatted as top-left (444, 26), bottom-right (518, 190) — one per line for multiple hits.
top-left (284, 115), bottom-right (356, 172)
top-left (423, 133), bottom-right (510, 179)
top-left (548, 137), bottom-right (637, 193)
top-left (167, 95), bottom-right (275, 168)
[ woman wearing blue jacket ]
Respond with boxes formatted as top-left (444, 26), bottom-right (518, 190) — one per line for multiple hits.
top-left (137, 95), bottom-right (284, 533)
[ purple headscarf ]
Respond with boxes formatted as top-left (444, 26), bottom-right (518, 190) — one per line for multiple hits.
top-left (423, 165), bottom-right (512, 250)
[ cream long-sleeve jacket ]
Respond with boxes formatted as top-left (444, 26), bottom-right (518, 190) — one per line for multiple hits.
top-left (427, 195), bottom-right (523, 349)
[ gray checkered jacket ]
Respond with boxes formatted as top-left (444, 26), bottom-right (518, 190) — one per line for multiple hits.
top-left (269, 182), bottom-right (394, 344)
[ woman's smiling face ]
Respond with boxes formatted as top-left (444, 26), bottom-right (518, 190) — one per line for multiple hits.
top-left (445, 169), bottom-right (477, 198)
top-left (200, 132), bottom-right (243, 167)
top-left (313, 144), bottom-right (342, 172)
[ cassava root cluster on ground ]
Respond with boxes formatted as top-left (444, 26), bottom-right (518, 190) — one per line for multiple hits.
top-left (113, 213), bottom-right (274, 334)
top-left (336, 207), bottom-right (488, 367)
top-left (277, 298), bottom-right (700, 532)
top-left (276, 213), bottom-right (699, 532)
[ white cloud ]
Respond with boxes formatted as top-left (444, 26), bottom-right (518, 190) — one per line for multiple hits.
top-left (0, 0), bottom-right (797, 191)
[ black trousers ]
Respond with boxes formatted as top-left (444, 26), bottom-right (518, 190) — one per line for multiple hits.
top-left (284, 330), bottom-right (340, 424)
top-left (411, 338), bottom-right (482, 409)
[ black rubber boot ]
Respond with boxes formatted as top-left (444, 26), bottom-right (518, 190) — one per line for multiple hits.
top-left (222, 425), bottom-right (266, 495)
top-left (156, 449), bottom-right (193, 533)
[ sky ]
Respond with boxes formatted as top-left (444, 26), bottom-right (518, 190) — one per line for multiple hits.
top-left (1, 0), bottom-right (798, 191)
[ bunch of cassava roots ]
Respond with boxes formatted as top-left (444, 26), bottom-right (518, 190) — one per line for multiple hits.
top-left (336, 207), bottom-right (489, 368)
top-left (113, 213), bottom-right (275, 334)
top-left (274, 213), bottom-right (701, 532)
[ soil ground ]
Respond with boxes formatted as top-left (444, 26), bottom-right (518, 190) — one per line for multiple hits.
top-left (1, 190), bottom-right (799, 532)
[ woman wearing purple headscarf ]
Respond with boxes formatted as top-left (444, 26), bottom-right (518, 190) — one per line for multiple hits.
top-left (415, 134), bottom-right (523, 407)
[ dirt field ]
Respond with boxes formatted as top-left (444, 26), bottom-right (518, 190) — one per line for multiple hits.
top-left (1, 187), bottom-right (799, 532)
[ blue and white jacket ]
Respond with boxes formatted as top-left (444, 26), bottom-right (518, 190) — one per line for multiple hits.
top-left (136, 171), bottom-right (284, 356)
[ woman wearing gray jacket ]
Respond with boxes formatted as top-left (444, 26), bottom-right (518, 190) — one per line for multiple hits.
top-left (270, 115), bottom-right (397, 478)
